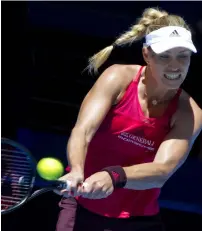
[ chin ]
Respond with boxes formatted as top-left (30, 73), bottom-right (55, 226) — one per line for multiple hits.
top-left (161, 75), bottom-right (185, 90)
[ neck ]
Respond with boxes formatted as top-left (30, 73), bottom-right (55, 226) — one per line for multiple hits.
top-left (143, 66), bottom-right (178, 105)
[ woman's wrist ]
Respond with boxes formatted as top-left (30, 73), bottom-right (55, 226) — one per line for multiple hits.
top-left (101, 165), bottom-right (127, 188)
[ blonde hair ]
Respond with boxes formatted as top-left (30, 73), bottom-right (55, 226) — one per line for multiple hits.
top-left (86, 7), bottom-right (191, 74)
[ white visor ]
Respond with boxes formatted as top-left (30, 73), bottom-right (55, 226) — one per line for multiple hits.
top-left (145, 26), bottom-right (197, 54)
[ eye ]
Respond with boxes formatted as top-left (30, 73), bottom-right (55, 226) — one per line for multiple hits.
top-left (178, 55), bottom-right (189, 59)
top-left (159, 54), bottom-right (169, 59)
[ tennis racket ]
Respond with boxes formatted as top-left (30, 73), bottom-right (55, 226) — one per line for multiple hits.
top-left (1, 137), bottom-right (71, 215)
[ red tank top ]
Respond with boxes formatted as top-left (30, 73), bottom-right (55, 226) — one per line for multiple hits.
top-left (75, 66), bottom-right (181, 218)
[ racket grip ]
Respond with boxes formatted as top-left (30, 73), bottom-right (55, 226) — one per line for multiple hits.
top-left (63, 180), bottom-right (71, 191)
top-left (53, 180), bottom-right (71, 190)
top-left (38, 180), bottom-right (71, 190)
top-left (57, 181), bottom-right (87, 191)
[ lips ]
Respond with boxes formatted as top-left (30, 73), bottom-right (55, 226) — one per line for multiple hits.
top-left (164, 73), bottom-right (181, 80)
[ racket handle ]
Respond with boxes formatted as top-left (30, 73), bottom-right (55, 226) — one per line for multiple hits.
top-left (59, 180), bottom-right (71, 191)
top-left (54, 180), bottom-right (88, 191)
top-left (37, 179), bottom-right (71, 190)
top-left (51, 180), bottom-right (72, 190)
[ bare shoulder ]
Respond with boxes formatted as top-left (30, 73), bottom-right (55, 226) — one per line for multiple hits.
top-left (121, 64), bottom-right (142, 81)
top-left (100, 64), bottom-right (140, 85)
top-left (103, 64), bottom-right (141, 104)
top-left (177, 89), bottom-right (202, 134)
top-left (180, 90), bottom-right (202, 117)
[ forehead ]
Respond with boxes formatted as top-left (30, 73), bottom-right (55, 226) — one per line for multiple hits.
top-left (160, 47), bottom-right (191, 54)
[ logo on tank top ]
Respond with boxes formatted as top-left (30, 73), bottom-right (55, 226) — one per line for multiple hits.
top-left (118, 132), bottom-right (155, 151)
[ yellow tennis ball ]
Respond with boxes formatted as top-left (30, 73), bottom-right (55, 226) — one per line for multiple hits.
top-left (36, 157), bottom-right (64, 180)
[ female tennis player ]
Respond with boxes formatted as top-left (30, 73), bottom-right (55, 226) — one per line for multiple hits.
top-left (55, 7), bottom-right (202, 231)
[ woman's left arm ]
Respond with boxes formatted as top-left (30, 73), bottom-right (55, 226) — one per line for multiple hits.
top-left (80, 97), bottom-right (202, 198)
top-left (124, 98), bottom-right (202, 190)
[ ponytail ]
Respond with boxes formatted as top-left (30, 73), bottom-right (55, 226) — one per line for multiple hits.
top-left (86, 8), bottom-right (169, 74)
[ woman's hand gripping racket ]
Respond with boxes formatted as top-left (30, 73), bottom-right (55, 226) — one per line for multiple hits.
top-left (1, 138), bottom-right (71, 215)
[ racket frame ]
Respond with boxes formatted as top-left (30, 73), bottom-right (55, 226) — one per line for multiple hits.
top-left (1, 138), bottom-right (58, 214)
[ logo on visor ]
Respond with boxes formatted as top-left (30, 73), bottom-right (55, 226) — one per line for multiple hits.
top-left (169, 30), bottom-right (180, 37)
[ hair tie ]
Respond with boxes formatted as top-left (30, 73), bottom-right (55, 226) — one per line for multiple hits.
top-left (112, 42), bottom-right (117, 48)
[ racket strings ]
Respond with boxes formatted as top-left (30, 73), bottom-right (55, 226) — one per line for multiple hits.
top-left (1, 142), bottom-right (34, 211)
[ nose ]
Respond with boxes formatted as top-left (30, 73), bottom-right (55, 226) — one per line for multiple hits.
top-left (170, 67), bottom-right (179, 72)
top-left (167, 59), bottom-right (180, 72)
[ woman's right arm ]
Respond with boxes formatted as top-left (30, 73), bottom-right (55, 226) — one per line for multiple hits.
top-left (67, 65), bottom-right (132, 173)
top-left (56, 64), bottom-right (137, 196)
